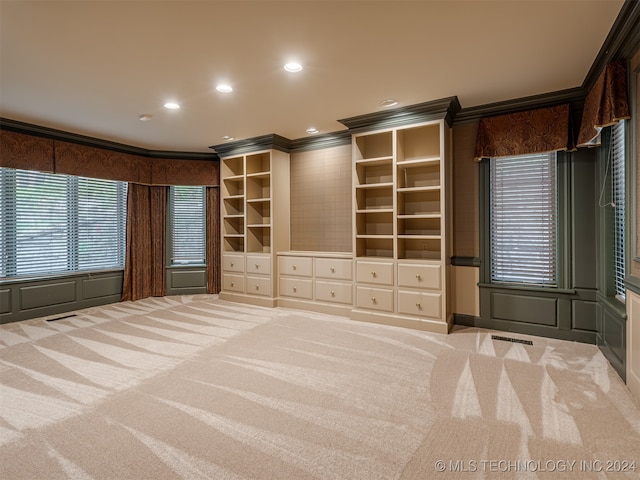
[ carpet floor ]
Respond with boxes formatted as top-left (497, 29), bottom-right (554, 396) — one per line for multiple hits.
top-left (1, 294), bottom-right (639, 479)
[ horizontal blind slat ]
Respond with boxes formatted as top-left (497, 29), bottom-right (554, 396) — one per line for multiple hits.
top-left (490, 152), bottom-right (557, 286)
top-left (1, 168), bottom-right (127, 278)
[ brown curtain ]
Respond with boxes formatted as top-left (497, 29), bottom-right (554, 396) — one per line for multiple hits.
top-left (474, 103), bottom-right (574, 160)
top-left (577, 60), bottom-right (631, 147)
top-left (206, 187), bottom-right (221, 294)
top-left (121, 184), bottom-right (167, 302)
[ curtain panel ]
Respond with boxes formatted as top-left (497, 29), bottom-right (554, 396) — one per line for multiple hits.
top-left (121, 184), bottom-right (167, 302)
top-left (577, 60), bottom-right (631, 147)
top-left (474, 103), bottom-right (574, 160)
top-left (206, 187), bottom-right (221, 294)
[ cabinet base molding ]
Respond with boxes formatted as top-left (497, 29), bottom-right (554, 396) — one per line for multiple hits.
top-left (350, 308), bottom-right (451, 334)
top-left (219, 291), bottom-right (277, 308)
top-left (277, 297), bottom-right (353, 317)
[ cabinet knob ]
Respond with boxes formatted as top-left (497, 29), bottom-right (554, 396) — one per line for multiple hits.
top-left (371, 297), bottom-right (377, 304)
top-left (230, 282), bottom-right (234, 287)
top-left (255, 284), bottom-right (260, 290)
top-left (255, 264), bottom-right (259, 269)
top-left (416, 303), bottom-right (422, 309)
top-left (416, 274), bottom-right (422, 280)
top-left (230, 262), bottom-right (234, 267)
top-left (292, 287), bottom-right (297, 292)
top-left (371, 271), bottom-right (377, 278)
top-left (331, 290), bottom-right (335, 296)
top-left (293, 265), bottom-right (297, 270)
top-left (330, 267), bottom-right (335, 273)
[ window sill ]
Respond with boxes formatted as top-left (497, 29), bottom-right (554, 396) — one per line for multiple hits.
top-left (478, 282), bottom-right (576, 295)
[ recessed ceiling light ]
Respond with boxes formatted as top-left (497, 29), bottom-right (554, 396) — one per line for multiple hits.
top-left (216, 84), bottom-right (233, 93)
top-left (164, 102), bottom-right (181, 110)
top-left (380, 99), bottom-right (399, 107)
top-left (284, 62), bottom-right (303, 73)
top-left (138, 114), bottom-right (152, 121)
top-left (306, 127), bottom-right (319, 135)
top-left (221, 135), bottom-right (235, 141)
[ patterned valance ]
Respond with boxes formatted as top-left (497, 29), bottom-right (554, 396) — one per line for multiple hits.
top-left (0, 130), bottom-right (54, 172)
top-left (0, 129), bottom-right (219, 186)
top-left (54, 140), bottom-right (153, 184)
top-left (577, 60), bottom-right (631, 147)
top-left (474, 103), bottom-right (574, 161)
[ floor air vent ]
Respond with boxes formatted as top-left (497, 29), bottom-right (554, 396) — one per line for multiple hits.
top-left (46, 314), bottom-right (78, 322)
top-left (491, 334), bottom-right (533, 346)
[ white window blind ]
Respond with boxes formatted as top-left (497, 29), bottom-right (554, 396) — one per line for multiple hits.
top-left (611, 120), bottom-right (626, 299)
top-left (490, 152), bottom-right (557, 286)
top-left (169, 186), bottom-right (206, 265)
top-left (0, 168), bottom-right (127, 278)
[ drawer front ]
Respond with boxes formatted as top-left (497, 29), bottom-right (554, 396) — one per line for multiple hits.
top-left (315, 258), bottom-right (352, 280)
top-left (246, 255), bottom-right (271, 275)
top-left (278, 256), bottom-right (313, 277)
top-left (222, 254), bottom-right (245, 273)
top-left (397, 263), bottom-right (441, 290)
top-left (279, 277), bottom-right (313, 299)
top-left (356, 261), bottom-right (394, 286)
top-left (315, 280), bottom-right (353, 305)
top-left (397, 290), bottom-right (442, 319)
top-left (223, 274), bottom-right (245, 293)
top-left (356, 286), bottom-right (394, 312)
top-left (246, 275), bottom-right (272, 296)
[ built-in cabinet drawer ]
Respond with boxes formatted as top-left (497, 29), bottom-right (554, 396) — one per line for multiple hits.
top-left (356, 261), bottom-right (394, 286)
top-left (315, 258), bottom-right (352, 280)
top-left (356, 286), bottom-right (393, 312)
top-left (247, 255), bottom-right (271, 275)
top-left (223, 274), bottom-right (245, 293)
top-left (279, 277), bottom-right (313, 299)
top-left (278, 256), bottom-right (313, 277)
top-left (246, 275), bottom-right (271, 296)
top-left (397, 290), bottom-right (441, 318)
top-left (222, 254), bottom-right (245, 273)
top-left (397, 263), bottom-right (441, 290)
top-left (315, 280), bottom-right (352, 305)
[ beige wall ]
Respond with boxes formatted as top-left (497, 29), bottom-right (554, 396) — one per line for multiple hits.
top-left (290, 145), bottom-right (352, 252)
top-left (450, 122), bottom-right (481, 317)
top-left (452, 122), bottom-right (480, 259)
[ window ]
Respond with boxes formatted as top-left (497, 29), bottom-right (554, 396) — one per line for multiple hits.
top-left (611, 120), bottom-right (626, 300)
top-left (0, 168), bottom-right (127, 278)
top-left (490, 152), bottom-right (557, 286)
top-left (168, 186), bottom-right (206, 265)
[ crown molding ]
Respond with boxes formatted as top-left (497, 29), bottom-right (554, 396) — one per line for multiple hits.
top-left (0, 117), bottom-right (218, 161)
top-left (289, 130), bottom-right (352, 153)
top-left (210, 133), bottom-right (293, 157)
top-left (338, 96), bottom-right (461, 133)
top-left (583, 0), bottom-right (640, 92)
top-left (454, 87), bottom-right (586, 125)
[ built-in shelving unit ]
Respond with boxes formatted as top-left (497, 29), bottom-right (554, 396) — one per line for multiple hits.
top-left (351, 120), bottom-right (451, 333)
top-left (219, 149), bottom-right (290, 307)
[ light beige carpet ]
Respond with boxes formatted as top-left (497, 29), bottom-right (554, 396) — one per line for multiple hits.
top-left (1, 295), bottom-right (639, 479)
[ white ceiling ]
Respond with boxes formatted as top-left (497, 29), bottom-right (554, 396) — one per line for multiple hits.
top-left (0, 0), bottom-right (625, 153)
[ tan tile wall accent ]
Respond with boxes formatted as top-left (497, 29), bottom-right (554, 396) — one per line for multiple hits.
top-left (452, 122), bottom-right (480, 258)
top-left (290, 145), bottom-right (352, 252)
